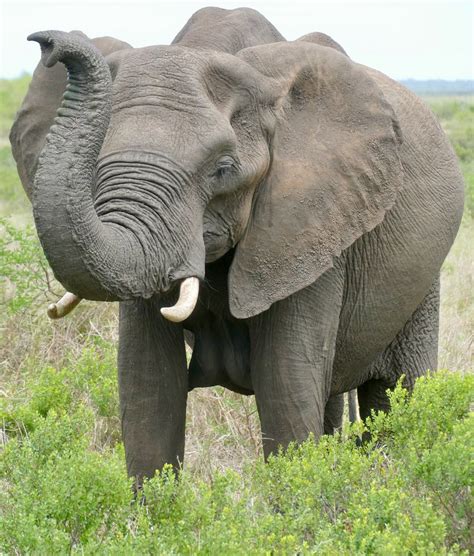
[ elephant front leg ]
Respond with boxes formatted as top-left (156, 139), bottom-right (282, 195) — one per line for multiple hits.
top-left (118, 297), bottom-right (188, 484)
top-left (249, 266), bottom-right (344, 459)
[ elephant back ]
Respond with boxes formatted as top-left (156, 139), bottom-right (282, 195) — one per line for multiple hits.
top-left (297, 31), bottom-right (348, 56)
top-left (172, 7), bottom-right (284, 54)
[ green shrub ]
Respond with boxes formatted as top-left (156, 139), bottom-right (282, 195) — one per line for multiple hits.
top-left (0, 219), bottom-right (53, 315)
top-left (0, 411), bottom-right (130, 554)
top-left (367, 373), bottom-right (474, 550)
top-left (1, 370), bottom-right (472, 554)
top-left (0, 341), bottom-right (119, 440)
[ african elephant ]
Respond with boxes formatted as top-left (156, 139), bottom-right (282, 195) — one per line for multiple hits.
top-left (10, 7), bottom-right (463, 482)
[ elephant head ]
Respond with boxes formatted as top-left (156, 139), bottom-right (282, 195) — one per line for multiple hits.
top-left (15, 31), bottom-right (403, 321)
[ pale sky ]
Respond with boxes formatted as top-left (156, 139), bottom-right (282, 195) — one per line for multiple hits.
top-left (0, 0), bottom-right (472, 80)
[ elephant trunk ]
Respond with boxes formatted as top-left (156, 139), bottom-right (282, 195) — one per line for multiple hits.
top-left (29, 31), bottom-right (158, 301)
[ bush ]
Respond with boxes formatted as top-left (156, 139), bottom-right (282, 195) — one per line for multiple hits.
top-left (0, 340), bottom-right (119, 439)
top-left (0, 411), bottom-right (130, 553)
top-left (367, 373), bottom-right (474, 550)
top-left (0, 219), bottom-right (54, 315)
top-left (1, 369), bottom-right (472, 554)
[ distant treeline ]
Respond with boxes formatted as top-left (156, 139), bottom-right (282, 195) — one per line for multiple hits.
top-left (400, 79), bottom-right (473, 96)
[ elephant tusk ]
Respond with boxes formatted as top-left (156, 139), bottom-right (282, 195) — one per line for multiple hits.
top-left (47, 292), bottom-right (82, 319)
top-left (160, 277), bottom-right (199, 323)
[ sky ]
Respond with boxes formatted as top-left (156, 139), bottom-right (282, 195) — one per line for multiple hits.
top-left (0, 0), bottom-right (472, 80)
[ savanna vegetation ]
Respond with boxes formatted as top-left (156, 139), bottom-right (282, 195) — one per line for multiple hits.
top-left (0, 76), bottom-right (473, 554)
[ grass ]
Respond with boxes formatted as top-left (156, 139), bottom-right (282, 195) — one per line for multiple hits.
top-left (0, 76), bottom-right (473, 553)
top-left (426, 97), bottom-right (474, 218)
top-left (439, 217), bottom-right (473, 371)
top-left (0, 75), bottom-right (31, 140)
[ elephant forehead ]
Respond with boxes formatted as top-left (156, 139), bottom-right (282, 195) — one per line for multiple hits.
top-left (112, 45), bottom-right (213, 107)
top-left (100, 45), bottom-right (250, 163)
top-left (101, 103), bottom-right (235, 163)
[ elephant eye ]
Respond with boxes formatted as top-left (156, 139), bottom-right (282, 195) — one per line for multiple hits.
top-left (214, 156), bottom-right (237, 179)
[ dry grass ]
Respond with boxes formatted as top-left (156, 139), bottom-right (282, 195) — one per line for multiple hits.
top-left (439, 217), bottom-right (474, 372)
top-left (185, 388), bottom-right (261, 477)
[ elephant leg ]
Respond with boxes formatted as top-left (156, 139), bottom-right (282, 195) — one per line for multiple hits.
top-left (358, 276), bottom-right (440, 420)
top-left (249, 265), bottom-right (344, 459)
top-left (118, 297), bottom-right (188, 484)
top-left (357, 378), bottom-right (392, 421)
top-left (324, 394), bottom-right (344, 434)
top-left (348, 390), bottom-right (360, 422)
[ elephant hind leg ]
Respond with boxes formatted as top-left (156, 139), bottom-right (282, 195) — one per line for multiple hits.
top-left (324, 390), bottom-right (360, 434)
top-left (324, 394), bottom-right (344, 434)
top-left (358, 276), bottom-right (440, 420)
top-left (357, 378), bottom-right (392, 421)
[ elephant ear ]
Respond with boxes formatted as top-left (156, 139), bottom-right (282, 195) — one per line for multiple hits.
top-left (229, 41), bottom-right (403, 318)
top-left (9, 32), bottom-right (131, 200)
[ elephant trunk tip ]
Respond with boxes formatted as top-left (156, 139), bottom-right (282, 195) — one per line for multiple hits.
top-left (28, 31), bottom-right (63, 68)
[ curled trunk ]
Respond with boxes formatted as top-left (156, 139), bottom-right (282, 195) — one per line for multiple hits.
top-left (30, 31), bottom-right (154, 301)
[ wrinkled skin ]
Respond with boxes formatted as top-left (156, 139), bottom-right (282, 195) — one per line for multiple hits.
top-left (10, 7), bottom-right (464, 481)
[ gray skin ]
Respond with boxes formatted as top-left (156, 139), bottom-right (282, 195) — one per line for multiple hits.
top-left (10, 7), bottom-right (464, 482)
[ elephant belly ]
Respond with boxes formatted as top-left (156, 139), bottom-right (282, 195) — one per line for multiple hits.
top-left (332, 175), bottom-right (461, 392)
top-left (331, 231), bottom-right (435, 392)
top-left (187, 315), bottom-right (253, 395)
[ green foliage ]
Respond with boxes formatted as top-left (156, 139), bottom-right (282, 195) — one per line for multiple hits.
top-left (0, 341), bottom-right (119, 438)
top-left (0, 219), bottom-right (55, 315)
top-left (0, 410), bottom-right (130, 554)
top-left (367, 373), bottom-right (474, 549)
top-left (1, 367), bottom-right (472, 554)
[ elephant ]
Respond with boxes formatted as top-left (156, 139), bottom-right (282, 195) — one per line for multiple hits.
top-left (10, 7), bottom-right (464, 482)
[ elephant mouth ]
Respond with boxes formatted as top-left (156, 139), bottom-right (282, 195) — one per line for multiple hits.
top-left (47, 276), bottom-right (200, 322)
top-left (203, 230), bottom-right (233, 263)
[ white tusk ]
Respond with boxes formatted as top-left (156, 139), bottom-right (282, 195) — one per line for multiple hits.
top-left (160, 277), bottom-right (199, 323)
top-left (47, 292), bottom-right (82, 319)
